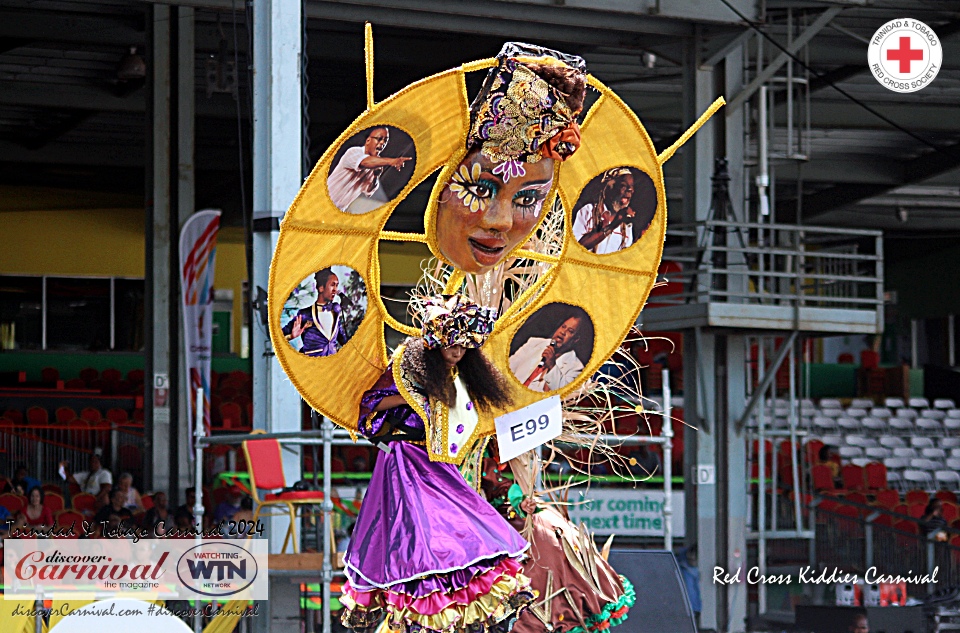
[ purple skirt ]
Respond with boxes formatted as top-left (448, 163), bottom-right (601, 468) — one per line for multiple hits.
top-left (345, 442), bottom-right (528, 593)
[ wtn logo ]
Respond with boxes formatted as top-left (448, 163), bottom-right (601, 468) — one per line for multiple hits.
top-left (186, 559), bottom-right (247, 581)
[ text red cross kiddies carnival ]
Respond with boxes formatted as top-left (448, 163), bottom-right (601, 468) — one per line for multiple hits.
top-left (887, 36), bottom-right (924, 73)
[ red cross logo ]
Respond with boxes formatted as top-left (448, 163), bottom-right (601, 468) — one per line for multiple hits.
top-left (886, 36), bottom-right (924, 73)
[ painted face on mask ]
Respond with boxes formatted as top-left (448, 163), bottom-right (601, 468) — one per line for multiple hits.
top-left (435, 149), bottom-right (554, 274)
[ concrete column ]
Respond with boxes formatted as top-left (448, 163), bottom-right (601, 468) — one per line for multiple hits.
top-left (252, 0), bottom-right (303, 558)
top-left (175, 6), bottom-right (196, 496)
top-left (145, 4), bottom-right (173, 497)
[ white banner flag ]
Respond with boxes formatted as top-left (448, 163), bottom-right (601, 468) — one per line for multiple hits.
top-left (179, 209), bottom-right (221, 442)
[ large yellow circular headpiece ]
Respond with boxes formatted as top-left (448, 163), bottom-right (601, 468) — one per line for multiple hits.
top-left (269, 30), bottom-right (723, 432)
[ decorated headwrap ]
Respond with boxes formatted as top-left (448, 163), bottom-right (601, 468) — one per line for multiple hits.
top-left (421, 294), bottom-right (497, 350)
top-left (467, 43), bottom-right (587, 164)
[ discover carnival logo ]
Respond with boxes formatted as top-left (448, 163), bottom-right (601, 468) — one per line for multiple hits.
top-left (4, 539), bottom-right (268, 599)
top-left (868, 18), bottom-right (941, 93)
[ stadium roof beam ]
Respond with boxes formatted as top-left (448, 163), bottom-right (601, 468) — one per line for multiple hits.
top-left (801, 140), bottom-right (960, 220)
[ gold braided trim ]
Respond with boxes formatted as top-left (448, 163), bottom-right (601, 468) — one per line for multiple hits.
top-left (657, 96), bottom-right (726, 165)
top-left (380, 231), bottom-right (428, 243)
top-left (365, 23), bottom-right (375, 111)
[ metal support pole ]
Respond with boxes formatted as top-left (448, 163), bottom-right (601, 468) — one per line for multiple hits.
top-left (757, 339), bottom-right (767, 615)
top-left (949, 314), bottom-right (955, 367)
top-left (789, 343), bottom-right (803, 534)
top-left (322, 417), bottom-right (334, 633)
top-left (911, 319), bottom-right (919, 370)
top-left (662, 369), bottom-right (673, 551)
top-left (193, 388), bottom-right (205, 633)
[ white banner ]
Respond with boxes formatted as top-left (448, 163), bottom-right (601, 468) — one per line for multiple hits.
top-left (494, 396), bottom-right (563, 462)
top-left (4, 539), bottom-right (269, 599)
top-left (179, 209), bottom-right (221, 441)
top-left (567, 489), bottom-right (685, 538)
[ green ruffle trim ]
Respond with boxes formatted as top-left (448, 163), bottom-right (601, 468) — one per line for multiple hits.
top-left (565, 576), bottom-right (636, 633)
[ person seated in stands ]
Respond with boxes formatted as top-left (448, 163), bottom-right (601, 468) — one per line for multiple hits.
top-left (12, 486), bottom-right (54, 533)
top-left (116, 472), bottom-right (145, 512)
top-left (63, 452), bottom-right (113, 507)
top-left (12, 464), bottom-right (41, 496)
top-left (0, 503), bottom-right (11, 536)
top-left (848, 609), bottom-right (869, 633)
top-left (143, 491), bottom-right (171, 535)
top-left (92, 488), bottom-right (132, 531)
top-left (816, 445), bottom-right (841, 485)
top-left (172, 507), bottom-right (197, 535)
top-left (213, 485), bottom-right (244, 525)
top-left (175, 486), bottom-right (210, 529)
top-left (921, 499), bottom-right (948, 540)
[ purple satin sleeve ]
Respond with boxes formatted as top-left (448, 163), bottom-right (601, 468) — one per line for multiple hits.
top-left (357, 367), bottom-right (426, 438)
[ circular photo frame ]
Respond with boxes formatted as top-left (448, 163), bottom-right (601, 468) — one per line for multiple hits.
top-left (571, 166), bottom-right (657, 255)
top-left (508, 303), bottom-right (594, 393)
top-left (279, 266), bottom-right (368, 357)
top-left (327, 125), bottom-right (417, 214)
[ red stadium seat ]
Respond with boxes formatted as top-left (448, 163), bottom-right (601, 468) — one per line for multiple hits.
top-left (0, 493), bottom-right (26, 514)
top-left (3, 409), bottom-right (23, 425)
top-left (54, 510), bottom-right (85, 537)
top-left (41, 367), bottom-right (59, 383)
top-left (942, 502), bottom-right (959, 524)
top-left (101, 368), bottom-right (122, 383)
top-left (105, 408), bottom-right (129, 423)
top-left (907, 503), bottom-right (926, 519)
top-left (841, 464), bottom-right (866, 490)
top-left (865, 461), bottom-right (887, 489)
top-left (64, 378), bottom-right (87, 389)
top-left (71, 493), bottom-right (97, 516)
top-left (905, 490), bottom-right (929, 506)
top-left (79, 368), bottom-right (98, 384)
top-left (935, 490), bottom-right (958, 505)
top-left (220, 402), bottom-right (244, 429)
top-left (26, 406), bottom-right (48, 425)
top-left (43, 493), bottom-right (65, 513)
top-left (812, 464), bottom-right (836, 491)
top-left (873, 489), bottom-right (900, 509)
top-left (55, 406), bottom-right (76, 423)
top-left (80, 407), bottom-right (102, 422)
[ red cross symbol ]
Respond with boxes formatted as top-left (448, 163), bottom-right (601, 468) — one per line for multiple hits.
top-left (887, 36), bottom-right (924, 73)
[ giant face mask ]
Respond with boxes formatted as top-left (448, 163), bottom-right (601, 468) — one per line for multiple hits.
top-left (436, 149), bottom-right (555, 274)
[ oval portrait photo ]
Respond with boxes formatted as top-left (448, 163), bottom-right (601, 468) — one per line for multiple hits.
top-left (508, 303), bottom-right (594, 393)
top-left (280, 266), bottom-right (368, 357)
top-left (327, 125), bottom-right (416, 214)
top-left (572, 166), bottom-right (657, 255)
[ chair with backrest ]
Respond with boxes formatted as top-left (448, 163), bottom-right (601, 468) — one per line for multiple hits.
top-left (941, 502), bottom-right (959, 523)
top-left (242, 432), bottom-right (326, 553)
top-left (54, 510), bottom-right (85, 537)
top-left (905, 489), bottom-right (929, 506)
top-left (220, 402), bottom-right (244, 429)
top-left (101, 368), bottom-right (122, 383)
top-left (911, 436), bottom-right (934, 449)
top-left (865, 462), bottom-right (887, 489)
top-left (941, 437), bottom-right (960, 449)
top-left (43, 492), bottom-right (65, 513)
top-left (888, 417), bottom-right (914, 432)
top-left (71, 492), bottom-right (98, 516)
top-left (907, 503), bottom-right (926, 519)
top-left (26, 406), bottom-right (48, 425)
top-left (865, 447), bottom-right (891, 461)
top-left (884, 397), bottom-right (905, 409)
top-left (80, 407), bottom-right (102, 422)
top-left (841, 464), bottom-right (865, 490)
top-left (79, 367), bottom-right (98, 384)
top-left (0, 493), bottom-right (26, 514)
top-left (105, 408), bottom-right (129, 423)
top-left (935, 490), bottom-right (958, 504)
top-left (934, 398), bottom-right (956, 409)
top-left (879, 437), bottom-right (906, 449)
top-left (874, 489), bottom-right (899, 509)
top-left (41, 367), bottom-right (59, 383)
top-left (903, 469), bottom-right (934, 490)
top-left (65, 378), bottom-right (86, 389)
top-left (935, 470), bottom-right (960, 490)
top-left (55, 406), bottom-right (76, 423)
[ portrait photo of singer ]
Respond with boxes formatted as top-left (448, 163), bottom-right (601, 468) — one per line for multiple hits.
top-left (326, 125), bottom-right (416, 214)
top-left (509, 303), bottom-right (594, 393)
top-left (572, 166), bottom-right (657, 254)
top-left (280, 266), bottom-right (368, 357)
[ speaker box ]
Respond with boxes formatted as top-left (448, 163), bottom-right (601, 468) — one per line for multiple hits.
top-left (607, 549), bottom-right (698, 633)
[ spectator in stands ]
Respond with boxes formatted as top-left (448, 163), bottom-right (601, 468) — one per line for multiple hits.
top-left (921, 499), bottom-right (948, 539)
top-left (63, 452), bottom-right (113, 507)
top-left (0, 503), bottom-right (11, 536)
top-left (848, 609), bottom-right (869, 633)
top-left (12, 464), bottom-right (41, 496)
top-left (175, 486), bottom-right (197, 518)
top-left (13, 487), bottom-right (54, 532)
top-left (213, 485), bottom-right (244, 525)
top-left (117, 472), bottom-right (145, 512)
top-left (143, 491), bottom-right (171, 535)
top-left (173, 507), bottom-right (196, 533)
top-left (816, 445), bottom-right (841, 485)
top-left (92, 488), bottom-right (132, 530)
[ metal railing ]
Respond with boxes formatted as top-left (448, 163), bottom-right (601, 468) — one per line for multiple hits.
top-left (814, 499), bottom-right (960, 594)
top-left (655, 220), bottom-right (883, 321)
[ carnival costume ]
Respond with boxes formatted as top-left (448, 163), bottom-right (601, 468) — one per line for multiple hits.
top-left (268, 29), bottom-right (723, 633)
top-left (480, 455), bottom-right (635, 633)
top-left (340, 295), bottom-right (534, 633)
